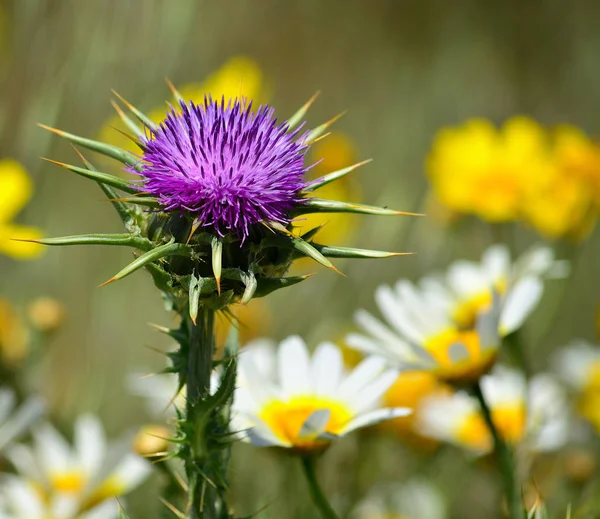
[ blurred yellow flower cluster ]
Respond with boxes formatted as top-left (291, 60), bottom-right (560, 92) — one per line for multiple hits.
top-left (0, 159), bottom-right (43, 259)
top-left (427, 117), bottom-right (600, 239)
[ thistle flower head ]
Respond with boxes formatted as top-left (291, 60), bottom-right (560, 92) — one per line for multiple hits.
top-left (131, 97), bottom-right (310, 239)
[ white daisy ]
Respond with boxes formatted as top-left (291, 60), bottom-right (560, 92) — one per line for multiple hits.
top-left (232, 336), bottom-right (411, 452)
top-left (553, 340), bottom-right (600, 432)
top-left (351, 479), bottom-right (446, 519)
top-left (0, 388), bottom-right (44, 453)
top-left (417, 366), bottom-right (569, 454)
top-left (4, 414), bottom-right (150, 517)
top-left (0, 476), bottom-right (117, 519)
top-left (347, 244), bottom-right (561, 384)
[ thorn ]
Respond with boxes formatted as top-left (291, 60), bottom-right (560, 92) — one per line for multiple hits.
top-left (186, 218), bottom-right (202, 244)
top-left (71, 145), bottom-right (87, 163)
top-left (147, 322), bottom-right (171, 333)
top-left (109, 125), bottom-right (141, 145)
top-left (330, 264), bottom-right (346, 277)
top-left (111, 89), bottom-right (137, 113)
top-left (173, 470), bottom-right (188, 491)
top-left (310, 131), bottom-right (331, 144)
top-left (40, 157), bottom-right (69, 168)
top-left (302, 90), bottom-right (321, 111)
top-left (37, 123), bottom-right (67, 136)
top-left (10, 238), bottom-right (41, 244)
top-left (97, 277), bottom-right (117, 288)
top-left (165, 77), bottom-right (182, 100)
top-left (110, 99), bottom-right (127, 119)
top-left (159, 497), bottom-right (186, 519)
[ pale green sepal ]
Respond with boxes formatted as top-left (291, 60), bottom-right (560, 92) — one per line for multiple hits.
top-left (188, 274), bottom-right (202, 325)
top-left (35, 233), bottom-right (152, 250)
top-left (101, 241), bottom-right (192, 286)
top-left (211, 237), bottom-right (223, 295)
top-left (297, 198), bottom-right (408, 216)
top-left (306, 159), bottom-right (371, 191)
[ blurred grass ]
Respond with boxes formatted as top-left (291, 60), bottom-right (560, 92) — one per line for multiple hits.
top-left (1, 1), bottom-right (600, 517)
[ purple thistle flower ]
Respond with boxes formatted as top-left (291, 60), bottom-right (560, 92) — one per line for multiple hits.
top-left (130, 97), bottom-right (310, 239)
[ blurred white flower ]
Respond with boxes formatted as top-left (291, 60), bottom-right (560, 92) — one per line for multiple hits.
top-left (346, 245), bottom-right (561, 384)
top-left (0, 388), bottom-right (44, 453)
top-left (351, 479), bottom-right (446, 519)
top-left (417, 366), bottom-right (569, 454)
top-left (0, 476), bottom-right (117, 519)
top-left (4, 414), bottom-right (150, 517)
top-left (553, 339), bottom-right (600, 433)
top-left (232, 336), bottom-right (411, 452)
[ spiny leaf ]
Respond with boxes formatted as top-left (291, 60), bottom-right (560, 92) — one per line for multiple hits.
top-left (111, 99), bottom-right (145, 139)
top-left (38, 123), bottom-right (141, 169)
top-left (41, 158), bottom-right (141, 194)
top-left (99, 241), bottom-right (192, 286)
top-left (310, 243), bottom-right (413, 259)
top-left (18, 233), bottom-right (152, 249)
top-left (112, 90), bottom-right (158, 131)
top-left (305, 111), bottom-right (346, 144)
top-left (297, 198), bottom-right (423, 216)
top-left (254, 274), bottom-right (313, 298)
top-left (211, 237), bottom-right (223, 295)
top-left (287, 91), bottom-right (320, 131)
top-left (306, 159), bottom-right (372, 191)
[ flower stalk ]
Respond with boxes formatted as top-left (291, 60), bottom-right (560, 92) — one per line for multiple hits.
top-left (472, 382), bottom-right (522, 519)
top-left (301, 456), bottom-right (340, 519)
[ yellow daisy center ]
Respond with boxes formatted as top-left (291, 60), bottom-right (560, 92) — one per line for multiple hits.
top-left (456, 403), bottom-right (526, 451)
top-left (50, 471), bottom-right (86, 493)
top-left (48, 471), bottom-right (126, 511)
top-left (259, 395), bottom-right (354, 451)
top-left (424, 329), bottom-right (498, 384)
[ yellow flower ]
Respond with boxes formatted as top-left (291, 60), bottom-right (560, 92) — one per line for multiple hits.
top-left (522, 125), bottom-right (599, 239)
top-left (427, 117), bottom-right (550, 222)
top-left (99, 56), bottom-right (267, 158)
top-left (0, 159), bottom-right (43, 259)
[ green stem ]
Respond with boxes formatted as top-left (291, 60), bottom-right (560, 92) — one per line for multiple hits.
top-left (186, 306), bottom-right (217, 519)
top-left (472, 383), bottom-right (522, 519)
top-left (301, 456), bottom-right (340, 519)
